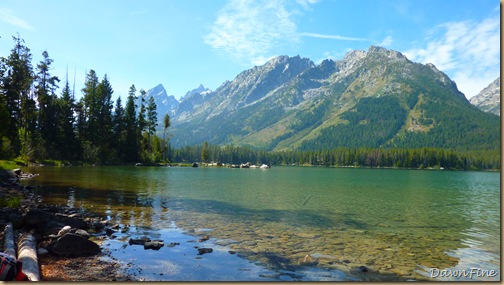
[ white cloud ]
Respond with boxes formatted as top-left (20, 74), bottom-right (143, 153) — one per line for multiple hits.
top-left (204, 0), bottom-right (298, 65)
top-left (296, 0), bottom-right (320, 10)
top-left (299, 32), bottom-right (369, 41)
top-left (0, 8), bottom-right (34, 31)
top-left (251, 55), bottom-right (277, 66)
top-left (377, 35), bottom-right (393, 47)
top-left (204, 0), bottom-right (367, 66)
top-left (404, 15), bottom-right (500, 98)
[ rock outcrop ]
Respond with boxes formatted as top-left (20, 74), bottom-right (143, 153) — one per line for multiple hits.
top-left (470, 77), bottom-right (500, 116)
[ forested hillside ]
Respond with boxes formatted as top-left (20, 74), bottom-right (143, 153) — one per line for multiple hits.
top-left (0, 37), bottom-right (499, 169)
top-left (167, 46), bottom-right (500, 152)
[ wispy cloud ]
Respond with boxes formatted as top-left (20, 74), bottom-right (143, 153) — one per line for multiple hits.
top-left (404, 14), bottom-right (500, 98)
top-left (299, 32), bottom-right (369, 41)
top-left (204, 0), bottom-right (366, 66)
top-left (296, 0), bottom-right (320, 10)
top-left (377, 35), bottom-right (393, 47)
top-left (0, 8), bottom-right (34, 31)
top-left (204, 0), bottom-right (298, 65)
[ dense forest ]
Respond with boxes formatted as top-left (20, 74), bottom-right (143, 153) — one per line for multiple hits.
top-left (0, 36), bottom-right (500, 170)
top-left (170, 143), bottom-right (500, 170)
top-left (0, 35), bottom-right (170, 164)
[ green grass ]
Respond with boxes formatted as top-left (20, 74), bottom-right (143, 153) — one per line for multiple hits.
top-left (0, 159), bottom-right (27, 170)
top-left (0, 195), bottom-right (22, 208)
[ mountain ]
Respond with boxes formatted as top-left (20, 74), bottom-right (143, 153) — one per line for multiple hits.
top-left (175, 84), bottom-right (212, 119)
top-left (470, 77), bottom-right (500, 116)
top-left (167, 46), bottom-right (500, 151)
top-left (140, 84), bottom-right (179, 125)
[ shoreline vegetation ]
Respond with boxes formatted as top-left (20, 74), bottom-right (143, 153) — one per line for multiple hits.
top-left (1, 143), bottom-right (500, 172)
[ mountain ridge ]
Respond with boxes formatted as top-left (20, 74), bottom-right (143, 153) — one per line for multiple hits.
top-left (148, 46), bottom-right (499, 151)
top-left (469, 77), bottom-right (500, 116)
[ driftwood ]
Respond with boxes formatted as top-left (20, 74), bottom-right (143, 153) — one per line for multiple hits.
top-left (17, 233), bottom-right (40, 281)
top-left (3, 223), bottom-right (16, 259)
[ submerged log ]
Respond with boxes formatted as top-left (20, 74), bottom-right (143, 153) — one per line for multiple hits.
top-left (17, 233), bottom-right (40, 281)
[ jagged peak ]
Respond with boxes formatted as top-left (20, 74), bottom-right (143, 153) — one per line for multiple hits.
top-left (148, 83), bottom-right (165, 92)
top-left (341, 49), bottom-right (367, 62)
top-left (180, 84), bottom-right (210, 101)
top-left (367, 45), bottom-right (407, 60)
top-left (145, 84), bottom-right (167, 98)
top-left (264, 55), bottom-right (314, 68)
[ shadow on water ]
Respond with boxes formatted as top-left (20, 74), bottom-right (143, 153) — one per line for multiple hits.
top-left (167, 197), bottom-right (370, 230)
top-left (29, 183), bottom-right (370, 231)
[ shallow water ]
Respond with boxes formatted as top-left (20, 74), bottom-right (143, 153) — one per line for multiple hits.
top-left (23, 166), bottom-right (500, 281)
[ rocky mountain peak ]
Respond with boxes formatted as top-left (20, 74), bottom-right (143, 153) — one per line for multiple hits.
top-left (146, 84), bottom-right (167, 98)
top-left (262, 55), bottom-right (315, 71)
top-left (367, 45), bottom-right (406, 60)
top-left (470, 77), bottom-right (500, 116)
top-left (180, 84), bottom-right (211, 102)
top-left (142, 84), bottom-right (180, 121)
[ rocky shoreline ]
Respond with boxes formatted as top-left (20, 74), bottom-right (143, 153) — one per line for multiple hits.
top-left (0, 169), bottom-right (135, 281)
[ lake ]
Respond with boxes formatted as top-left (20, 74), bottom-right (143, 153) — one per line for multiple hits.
top-left (22, 166), bottom-right (500, 281)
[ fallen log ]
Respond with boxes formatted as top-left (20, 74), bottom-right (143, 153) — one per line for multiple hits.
top-left (3, 223), bottom-right (16, 259)
top-left (17, 233), bottom-right (40, 281)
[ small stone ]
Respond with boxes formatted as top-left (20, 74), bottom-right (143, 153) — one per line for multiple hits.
top-left (197, 248), bottom-right (213, 255)
top-left (74, 229), bottom-right (90, 239)
top-left (198, 235), bottom-right (210, 242)
top-left (358, 266), bottom-right (369, 272)
top-left (129, 236), bottom-right (151, 245)
top-left (37, 248), bottom-right (49, 256)
top-left (144, 241), bottom-right (164, 250)
top-left (58, 226), bottom-right (72, 236)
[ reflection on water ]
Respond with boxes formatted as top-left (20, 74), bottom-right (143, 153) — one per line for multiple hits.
top-left (24, 166), bottom-right (500, 281)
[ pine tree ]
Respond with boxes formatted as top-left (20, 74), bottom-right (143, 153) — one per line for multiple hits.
top-left (95, 74), bottom-right (114, 163)
top-left (81, 69), bottom-right (100, 145)
top-left (112, 96), bottom-right (125, 161)
top-left (57, 79), bottom-right (77, 160)
top-left (2, 35), bottom-right (35, 158)
top-left (124, 84), bottom-right (138, 162)
top-left (35, 50), bottom-right (60, 158)
top-left (163, 114), bottom-right (171, 162)
top-left (137, 89), bottom-right (147, 135)
top-left (146, 95), bottom-right (157, 135)
top-left (201, 141), bottom-right (210, 163)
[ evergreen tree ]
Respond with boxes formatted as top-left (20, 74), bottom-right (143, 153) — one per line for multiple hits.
top-left (201, 141), bottom-right (210, 163)
top-left (57, 79), bottom-right (77, 160)
top-left (124, 84), bottom-right (138, 162)
top-left (112, 96), bottom-right (126, 161)
top-left (163, 113), bottom-right (171, 162)
top-left (1, 35), bottom-right (35, 157)
top-left (95, 74), bottom-right (114, 163)
top-left (137, 89), bottom-right (147, 135)
top-left (146, 95), bottom-right (157, 135)
top-left (35, 50), bottom-right (60, 158)
top-left (81, 69), bottom-right (100, 145)
top-left (74, 98), bottom-right (86, 147)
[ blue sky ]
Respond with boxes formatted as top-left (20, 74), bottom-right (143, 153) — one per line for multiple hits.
top-left (0, 0), bottom-right (500, 100)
